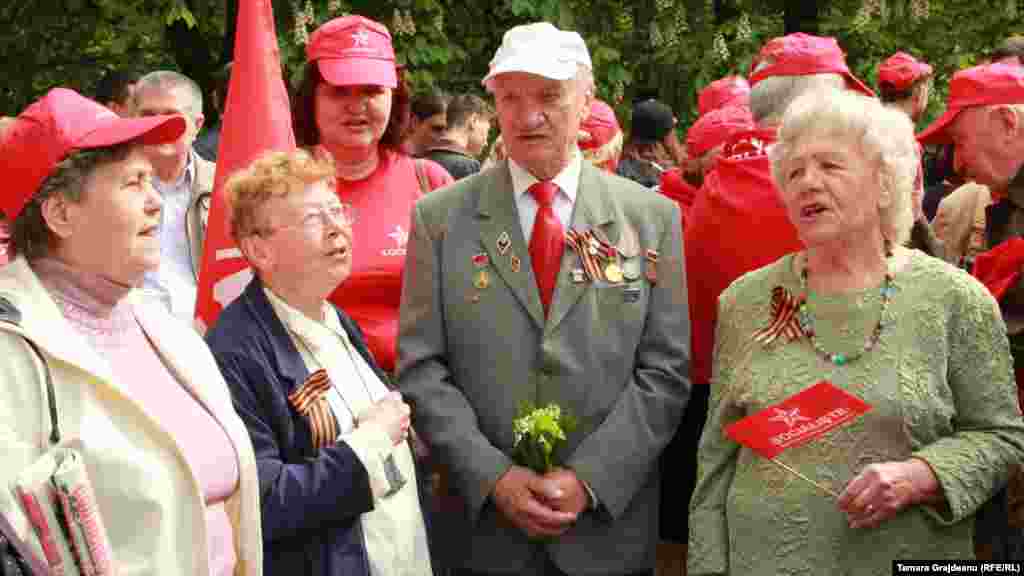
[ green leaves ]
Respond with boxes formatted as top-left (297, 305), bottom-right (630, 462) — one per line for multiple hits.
top-left (511, 402), bottom-right (578, 474)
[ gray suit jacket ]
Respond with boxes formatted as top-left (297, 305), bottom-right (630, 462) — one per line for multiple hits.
top-left (397, 160), bottom-right (691, 574)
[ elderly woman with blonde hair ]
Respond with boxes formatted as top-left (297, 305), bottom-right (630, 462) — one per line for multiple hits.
top-left (205, 148), bottom-right (432, 576)
top-left (688, 88), bottom-right (1024, 574)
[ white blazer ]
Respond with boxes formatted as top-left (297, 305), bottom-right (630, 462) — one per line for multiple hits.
top-left (0, 257), bottom-right (262, 575)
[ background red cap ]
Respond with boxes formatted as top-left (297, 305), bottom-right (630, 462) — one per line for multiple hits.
top-left (306, 15), bottom-right (397, 88)
top-left (698, 76), bottom-right (750, 117)
top-left (579, 99), bottom-right (621, 151)
top-left (0, 88), bottom-right (185, 220)
top-left (917, 63), bottom-right (1024, 145)
top-left (878, 52), bottom-right (933, 92)
top-left (748, 33), bottom-right (874, 97)
top-left (686, 104), bottom-right (755, 158)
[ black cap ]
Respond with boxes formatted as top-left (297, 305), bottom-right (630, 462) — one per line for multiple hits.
top-left (631, 99), bottom-right (675, 145)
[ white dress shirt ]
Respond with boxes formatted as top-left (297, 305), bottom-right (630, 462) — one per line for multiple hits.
top-left (509, 150), bottom-right (582, 242)
top-left (141, 153), bottom-right (198, 321)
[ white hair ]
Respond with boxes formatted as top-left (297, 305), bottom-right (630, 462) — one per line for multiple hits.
top-left (770, 88), bottom-right (917, 246)
top-left (749, 73), bottom-right (846, 124)
top-left (485, 63), bottom-right (592, 95)
top-left (133, 70), bottom-right (204, 119)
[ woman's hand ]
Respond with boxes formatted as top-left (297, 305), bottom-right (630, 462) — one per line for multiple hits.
top-left (356, 391), bottom-right (411, 446)
top-left (836, 458), bottom-right (943, 529)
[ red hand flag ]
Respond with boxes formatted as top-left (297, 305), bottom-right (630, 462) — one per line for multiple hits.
top-left (724, 381), bottom-right (872, 459)
top-left (193, 0), bottom-right (295, 333)
top-left (972, 237), bottom-right (1024, 302)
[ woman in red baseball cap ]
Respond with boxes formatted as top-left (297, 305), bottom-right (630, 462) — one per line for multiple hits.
top-left (0, 89), bottom-right (262, 575)
top-left (292, 15), bottom-right (454, 375)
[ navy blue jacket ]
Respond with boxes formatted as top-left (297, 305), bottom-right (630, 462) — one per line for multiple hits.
top-left (206, 278), bottom-right (387, 576)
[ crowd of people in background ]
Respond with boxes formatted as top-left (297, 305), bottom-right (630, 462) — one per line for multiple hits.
top-left (1, 12), bottom-right (1024, 576)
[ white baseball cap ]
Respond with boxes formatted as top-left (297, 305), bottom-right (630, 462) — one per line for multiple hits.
top-left (482, 22), bottom-right (592, 86)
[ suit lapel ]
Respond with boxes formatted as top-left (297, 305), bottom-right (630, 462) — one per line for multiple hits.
top-left (546, 164), bottom-right (618, 333)
top-left (476, 164), bottom-right (545, 329)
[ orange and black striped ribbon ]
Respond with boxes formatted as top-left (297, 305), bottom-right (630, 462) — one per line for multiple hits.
top-left (752, 286), bottom-right (805, 346)
top-left (287, 369), bottom-right (340, 451)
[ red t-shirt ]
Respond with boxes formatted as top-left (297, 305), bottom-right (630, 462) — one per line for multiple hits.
top-left (684, 128), bottom-right (803, 386)
top-left (328, 149), bottom-right (453, 372)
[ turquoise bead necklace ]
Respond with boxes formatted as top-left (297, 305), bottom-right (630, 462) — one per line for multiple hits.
top-left (796, 244), bottom-right (895, 366)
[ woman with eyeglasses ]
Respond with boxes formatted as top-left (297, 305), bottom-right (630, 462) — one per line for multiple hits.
top-left (205, 148), bottom-right (433, 576)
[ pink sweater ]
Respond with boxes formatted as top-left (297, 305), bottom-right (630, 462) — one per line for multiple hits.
top-left (34, 258), bottom-right (238, 576)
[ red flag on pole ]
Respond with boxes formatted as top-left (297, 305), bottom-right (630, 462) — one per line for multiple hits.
top-left (725, 381), bottom-right (872, 459)
top-left (193, 0), bottom-right (295, 333)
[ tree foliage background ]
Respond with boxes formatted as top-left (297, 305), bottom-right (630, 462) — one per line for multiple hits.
top-left (1, 0), bottom-right (1022, 130)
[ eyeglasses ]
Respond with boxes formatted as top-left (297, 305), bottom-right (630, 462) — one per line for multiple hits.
top-left (257, 202), bottom-right (356, 236)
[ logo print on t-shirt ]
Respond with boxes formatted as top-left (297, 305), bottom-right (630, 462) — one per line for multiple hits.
top-left (382, 225), bottom-right (408, 256)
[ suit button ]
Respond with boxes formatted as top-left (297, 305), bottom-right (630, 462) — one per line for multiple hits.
top-left (540, 366), bottom-right (555, 377)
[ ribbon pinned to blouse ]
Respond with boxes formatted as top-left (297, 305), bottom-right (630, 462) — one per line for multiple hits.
top-left (752, 285), bottom-right (805, 345)
top-left (287, 369), bottom-right (340, 451)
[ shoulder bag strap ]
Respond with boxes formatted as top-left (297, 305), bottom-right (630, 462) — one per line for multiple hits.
top-left (414, 158), bottom-right (431, 195)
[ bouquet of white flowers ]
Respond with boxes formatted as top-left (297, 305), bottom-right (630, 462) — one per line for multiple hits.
top-left (511, 402), bottom-right (577, 474)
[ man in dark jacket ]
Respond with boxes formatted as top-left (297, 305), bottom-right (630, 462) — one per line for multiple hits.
top-left (918, 61), bottom-right (1024, 561)
top-left (423, 94), bottom-right (493, 180)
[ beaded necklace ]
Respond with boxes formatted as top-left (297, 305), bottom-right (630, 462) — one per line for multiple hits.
top-left (796, 245), bottom-right (895, 366)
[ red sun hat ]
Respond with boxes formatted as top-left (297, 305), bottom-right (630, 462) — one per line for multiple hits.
top-left (686, 104), bottom-right (755, 159)
top-left (307, 15), bottom-right (398, 88)
top-left (698, 76), bottom-right (751, 117)
top-left (579, 99), bottom-right (621, 151)
top-left (918, 63), bottom-right (1024, 145)
top-left (878, 52), bottom-right (933, 92)
top-left (0, 88), bottom-right (185, 221)
top-left (748, 33), bottom-right (874, 97)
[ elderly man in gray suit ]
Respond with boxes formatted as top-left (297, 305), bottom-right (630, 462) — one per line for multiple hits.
top-left (397, 22), bottom-right (691, 576)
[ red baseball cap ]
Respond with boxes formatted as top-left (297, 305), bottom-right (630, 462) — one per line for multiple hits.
top-left (0, 88), bottom-right (185, 220)
top-left (579, 99), bottom-right (621, 151)
top-left (918, 63), bottom-right (1024, 145)
top-left (878, 52), bottom-right (933, 92)
top-left (749, 33), bottom-right (874, 97)
top-left (698, 76), bottom-right (750, 117)
top-left (686, 104), bottom-right (755, 158)
top-left (306, 15), bottom-right (397, 88)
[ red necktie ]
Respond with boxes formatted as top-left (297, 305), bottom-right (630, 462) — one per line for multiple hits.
top-left (528, 181), bottom-right (564, 317)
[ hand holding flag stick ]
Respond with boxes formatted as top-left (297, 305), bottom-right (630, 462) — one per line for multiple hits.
top-left (725, 381), bottom-right (872, 499)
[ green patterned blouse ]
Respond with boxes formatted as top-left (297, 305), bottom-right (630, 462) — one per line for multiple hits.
top-left (688, 249), bottom-right (1024, 575)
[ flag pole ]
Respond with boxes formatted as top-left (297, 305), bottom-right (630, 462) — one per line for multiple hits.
top-left (770, 458), bottom-right (839, 499)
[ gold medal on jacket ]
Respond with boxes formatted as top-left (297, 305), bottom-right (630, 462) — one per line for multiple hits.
top-left (604, 262), bottom-right (624, 283)
top-left (474, 269), bottom-right (490, 290)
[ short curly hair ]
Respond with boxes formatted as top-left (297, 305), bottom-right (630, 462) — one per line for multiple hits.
top-left (226, 147), bottom-right (337, 241)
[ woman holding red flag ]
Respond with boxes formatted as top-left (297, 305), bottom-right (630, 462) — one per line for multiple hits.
top-left (292, 15), bottom-right (453, 374)
top-left (688, 88), bottom-right (1024, 574)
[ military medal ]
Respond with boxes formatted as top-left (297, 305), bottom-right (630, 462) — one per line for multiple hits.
top-left (570, 268), bottom-right (587, 284)
top-left (623, 267), bottom-right (641, 282)
top-left (497, 231), bottom-right (511, 255)
top-left (645, 249), bottom-right (659, 284)
top-left (510, 254), bottom-right (521, 273)
top-left (474, 269), bottom-right (490, 289)
top-left (604, 262), bottom-right (624, 283)
top-left (472, 252), bottom-right (489, 267)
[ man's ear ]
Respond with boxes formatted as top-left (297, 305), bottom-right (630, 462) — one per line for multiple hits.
top-left (40, 195), bottom-right (76, 240)
top-left (192, 113), bottom-right (205, 135)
